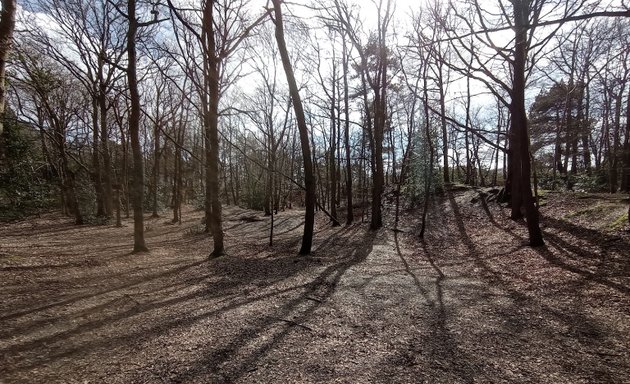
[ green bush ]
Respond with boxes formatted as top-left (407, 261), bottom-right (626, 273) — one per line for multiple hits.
top-left (0, 117), bottom-right (57, 221)
top-left (537, 170), bottom-right (608, 192)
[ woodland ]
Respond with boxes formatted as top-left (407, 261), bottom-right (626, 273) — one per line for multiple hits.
top-left (0, 0), bottom-right (629, 383)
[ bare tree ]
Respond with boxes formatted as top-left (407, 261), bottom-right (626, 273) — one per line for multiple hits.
top-left (271, 0), bottom-right (316, 255)
top-left (167, 0), bottom-right (269, 257)
top-left (330, 0), bottom-right (395, 230)
top-left (11, 46), bottom-right (86, 225)
top-left (22, 0), bottom-right (128, 218)
top-left (341, 36), bottom-right (354, 224)
top-left (125, 0), bottom-right (149, 252)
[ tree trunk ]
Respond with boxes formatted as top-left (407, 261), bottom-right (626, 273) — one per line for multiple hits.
top-left (204, 2), bottom-right (225, 257)
top-left (127, 0), bottom-right (148, 253)
top-left (621, 90), bottom-right (630, 192)
top-left (99, 84), bottom-right (114, 216)
top-left (493, 100), bottom-right (502, 186)
top-left (437, 60), bottom-right (450, 184)
top-left (91, 96), bottom-right (105, 216)
top-left (553, 112), bottom-right (564, 179)
top-left (512, 0), bottom-right (543, 246)
top-left (342, 38), bottom-right (353, 225)
top-left (610, 91), bottom-right (624, 193)
top-left (419, 59), bottom-right (433, 239)
top-left (0, 0), bottom-right (16, 159)
top-left (172, 127), bottom-right (183, 224)
top-left (575, 84), bottom-right (590, 174)
top-left (371, 95), bottom-right (385, 231)
top-left (200, 5), bottom-right (213, 233)
top-left (265, 149), bottom-right (274, 216)
top-left (115, 187), bottom-right (122, 227)
top-left (151, 118), bottom-right (160, 218)
top-left (58, 144), bottom-right (82, 225)
top-left (329, 66), bottom-right (339, 226)
top-left (465, 73), bottom-right (473, 185)
top-left (272, 0), bottom-right (316, 255)
top-left (564, 76), bottom-right (575, 176)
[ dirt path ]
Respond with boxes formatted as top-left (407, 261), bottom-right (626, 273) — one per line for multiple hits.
top-left (1, 191), bottom-right (629, 383)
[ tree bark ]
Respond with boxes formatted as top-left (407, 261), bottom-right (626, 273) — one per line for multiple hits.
top-left (329, 61), bottom-right (339, 226)
top-left (419, 58), bottom-right (433, 239)
top-left (98, 82), bottom-right (114, 216)
top-left (91, 96), bottom-right (105, 216)
top-left (127, 0), bottom-right (148, 253)
top-left (621, 90), bottom-right (630, 192)
top-left (342, 38), bottom-right (353, 225)
top-left (511, 0), bottom-right (543, 246)
top-left (0, 0), bottom-right (15, 139)
top-left (272, 0), bottom-right (316, 255)
top-left (204, 1), bottom-right (225, 257)
top-left (438, 60), bottom-right (450, 184)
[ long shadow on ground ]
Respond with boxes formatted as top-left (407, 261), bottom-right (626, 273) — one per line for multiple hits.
top-left (433, 190), bottom-right (630, 382)
top-left (0, 211), bottom-right (374, 383)
top-left (165, 227), bottom-right (374, 383)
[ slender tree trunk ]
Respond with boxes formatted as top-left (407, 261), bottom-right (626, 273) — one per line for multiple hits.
top-left (512, 0), bottom-right (543, 246)
top-left (203, 2), bottom-right (225, 256)
top-left (265, 148), bottom-right (274, 216)
top-left (127, 0), bottom-right (148, 253)
top-left (269, 158), bottom-right (274, 246)
top-left (359, 128), bottom-right (366, 223)
top-left (92, 97), bottom-right (105, 216)
top-left (63, 168), bottom-right (83, 225)
top-left (60, 164), bottom-right (81, 223)
top-left (99, 85), bottom-right (114, 216)
top-left (342, 38), bottom-right (353, 225)
top-left (151, 119), bottom-right (161, 218)
top-left (311, 124), bottom-right (325, 210)
top-left (172, 129), bottom-right (183, 223)
top-left (222, 150), bottom-right (230, 206)
top-left (621, 90), bottom-right (630, 192)
top-left (115, 187), bottom-right (122, 227)
top-left (121, 125), bottom-right (130, 218)
top-left (493, 101), bottom-right (502, 186)
top-left (564, 77), bottom-right (575, 176)
top-left (419, 61), bottom-right (432, 238)
top-left (0, 0), bottom-right (16, 159)
top-left (272, 0), bottom-right (316, 255)
top-left (553, 112), bottom-right (564, 181)
top-left (228, 127), bottom-right (238, 205)
top-left (329, 66), bottom-right (339, 226)
top-left (474, 139), bottom-right (485, 186)
top-left (50, 111), bottom-right (83, 225)
top-left (610, 91), bottom-right (624, 193)
top-left (465, 73), bottom-right (473, 185)
top-left (388, 119), bottom-right (395, 183)
top-left (437, 60), bottom-right (450, 184)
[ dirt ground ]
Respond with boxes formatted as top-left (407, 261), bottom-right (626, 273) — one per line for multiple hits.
top-left (0, 189), bottom-right (629, 383)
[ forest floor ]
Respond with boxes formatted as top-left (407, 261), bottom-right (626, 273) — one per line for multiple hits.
top-left (0, 187), bottom-right (629, 383)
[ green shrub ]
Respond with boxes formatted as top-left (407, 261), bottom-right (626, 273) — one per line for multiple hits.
top-left (0, 117), bottom-right (57, 221)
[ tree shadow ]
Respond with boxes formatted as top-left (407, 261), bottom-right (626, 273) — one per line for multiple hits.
top-left (0, 218), bottom-right (374, 382)
top-left (535, 235), bottom-right (629, 295)
top-left (440, 190), bottom-right (626, 382)
top-left (476, 193), bottom-right (629, 295)
top-left (164, 229), bottom-right (375, 383)
top-left (393, 231), bottom-right (433, 304)
top-left (0, 259), bottom-right (207, 323)
top-left (542, 214), bottom-right (629, 246)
